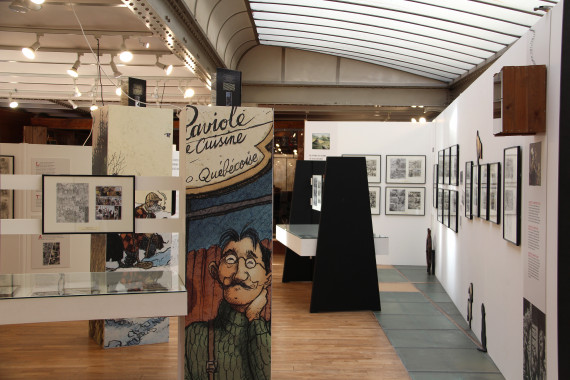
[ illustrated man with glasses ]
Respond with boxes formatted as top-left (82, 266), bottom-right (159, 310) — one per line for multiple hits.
top-left (185, 227), bottom-right (271, 380)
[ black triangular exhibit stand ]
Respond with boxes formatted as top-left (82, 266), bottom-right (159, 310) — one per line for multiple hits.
top-left (281, 160), bottom-right (326, 282)
top-left (310, 157), bottom-right (381, 313)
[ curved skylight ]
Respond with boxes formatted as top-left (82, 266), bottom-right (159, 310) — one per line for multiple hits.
top-left (248, 0), bottom-right (559, 82)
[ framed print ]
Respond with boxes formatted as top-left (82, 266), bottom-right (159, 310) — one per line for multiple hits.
top-left (479, 164), bottom-right (489, 220)
top-left (433, 164), bottom-right (438, 208)
top-left (42, 175), bottom-right (135, 234)
top-left (311, 175), bottom-right (323, 212)
top-left (465, 161), bottom-right (473, 219)
top-left (438, 150), bottom-right (444, 184)
top-left (437, 189), bottom-right (444, 223)
top-left (386, 155), bottom-right (426, 184)
top-left (449, 190), bottom-right (458, 232)
top-left (385, 187), bottom-right (425, 216)
top-left (442, 189), bottom-right (449, 227)
top-left (503, 146), bottom-right (521, 245)
top-left (473, 164), bottom-right (479, 218)
top-left (343, 154), bottom-right (381, 183)
top-left (444, 147), bottom-right (451, 184)
top-left (369, 186), bottom-right (381, 215)
top-left (450, 145), bottom-right (460, 186)
top-left (0, 155), bottom-right (14, 219)
top-left (489, 162), bottom-right (501, 224)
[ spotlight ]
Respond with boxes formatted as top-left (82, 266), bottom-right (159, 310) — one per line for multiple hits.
top-left (68, 99), bottom-right (78, 109)
top-left (115, 87), bottom-right (122, 96)
top-left (73, 79), bottom-right (81, 97)
top-left (109, 57), bottom-right (122, 78)
top-left (8, 92), bottom-right (18, 108)
top-left (155, 56), bottom-right (173, 75)
top-left (9, 0), bottom-right (41, 13)
top-left (184, 88), bottom-right (194, 98)
top-left (411, 118), bottom-right (417, 123)
top-left (119, 37), bottom-right (133, 63)
top-left (67, 55), bottom-right (81, 78)
top-left (22, 35), bottom-right (41, 59)
top-left (30, 0), bottom-right (44, 3)
top-left (419, 117), bottom-right (427, 123)
top-left (90, 99), bottom-right (98, 111)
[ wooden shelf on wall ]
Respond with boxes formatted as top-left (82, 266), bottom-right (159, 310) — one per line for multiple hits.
top-left (493, 65), bottom-right (546, 136)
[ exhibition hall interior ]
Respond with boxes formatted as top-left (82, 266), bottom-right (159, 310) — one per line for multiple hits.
top-left (0, 0), bottom-right (567, 379)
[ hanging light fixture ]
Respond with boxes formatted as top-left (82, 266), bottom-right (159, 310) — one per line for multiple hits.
top-left (22, 34), bottom-right (41, 59)
top-left (67, 54), bottom-right (82, 78)
top-left (119, 37), bottom-right (133, 63)
top-left (155, 56), bottom-right (173, 75)
top-left (8, 92), bottom-right (18, 108)
top-left (68, 99), bottom-right (78, 109)
top-left (72, 78), bottom-right (81, 97)
top-left (109, 56), bottom-right (122, 78)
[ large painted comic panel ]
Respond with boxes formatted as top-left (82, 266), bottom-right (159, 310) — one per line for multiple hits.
top-left (183, 105), bottom-right (273, 380)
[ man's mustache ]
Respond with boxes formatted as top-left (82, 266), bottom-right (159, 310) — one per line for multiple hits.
top-left (222, 278), bottom-right (256, 290)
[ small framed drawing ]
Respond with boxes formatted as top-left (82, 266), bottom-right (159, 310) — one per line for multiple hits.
top-left (42, 175), bottom-right (135, 234)
top-left (444, 148), bottom-right (451, 184)
top-left (433, 164), bottom-right (438, 208)
top-left (450, 145), bottom-right (460, 186)
top-left (0, 155), bottom-right (15, 219)
top-left (503, 146), bottom-right (521, 245)
top-left (449, 190), bottom-right (458, 232)
top-left (385, 187), bottom-right (425, 216)
top-left (369, 186), bottom-right (381, 215)
top-left (343, 154), bottom-right (381, 183)
top-left (437, 188), bottom-right (444, 223)
top-left (465, 161), bottom-right (473, 219)
top-left (473, 164), bottom-right (479, 218)
top-left (386, 155), bottom-right (426, 184)
top-left (479, 164), bottom-right (489, 220)
top-left (438, 150), bottom-right (444, 184)
top-left (443, 189), bottom-right (450, 227)
top-left (488, 162), bottom-right (501, 224)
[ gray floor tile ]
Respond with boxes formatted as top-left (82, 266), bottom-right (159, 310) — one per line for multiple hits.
top-left (424, 292), bottom-right (453, 303)
top-left (397, 269), bottom-right (438, 283)
top-left (395, 265), bottom-right (426, 270)
top-left (377, 268), bottom-right (408, 282)
top-left (395, 348), bottom-right (501, 373)
top-left (415, 283), bottom-right (447, 293)
top-left (385, 329), bottom-right (477, 349)
top-left (410, 372), bottom-right (505, 380)
top-left (380, 302), bottom-right (443, 316)
top-left (436, 302), bottom-right (462, 315)
top-left (379, 292), bottom-right (428, 303)
top-left (374, 314), bottom-right (457, 330)
top-left (448, 313), bottom-right (474, 332)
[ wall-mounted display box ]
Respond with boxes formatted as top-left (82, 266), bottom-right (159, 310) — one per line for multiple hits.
top-left (493, 65), bottom-right (546, 136)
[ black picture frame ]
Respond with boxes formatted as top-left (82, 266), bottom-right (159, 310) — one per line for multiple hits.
top-left (450, 144), bottom-right (460, 186)
top-left (437, 188), bottom-right (444, 223)
top-left (443, 189), bottom-right (450, 227)
top-left (450, 190), bottom-right (458, 232)
top-left (438, 150), bottom-right (444, 184)
top-left (343, 154), bottom-right (381, 183)
top-left (465, 161), bottom-right (473, 219)
top-left (503, 146), bottom-right (521, 245)
top-left (127, 77), bottom-right (146, 107)
top-left (444, 148), bottom-right (451, 185)
top-left (385, 187), bottom-right (425, 216)
top-left (433, 164), bottom-right (438, 208)
top-left (42, 174), bottom-right (135, 234)
top-left (385, 155), bottom-right (426, 184)
top-left (369, 186), bottom-right (381, 215)
top-left (473, 164), bottom-right (480, 218)
top-left (489, 162), bottom-right (501, 224)
top-left (0, 155), bottom-right (15, 219)
top-left (479, 163), bottom-right (489, 221)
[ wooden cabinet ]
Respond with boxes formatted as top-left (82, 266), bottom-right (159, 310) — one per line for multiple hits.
top-left (493, 65), bottom-right (546, 135)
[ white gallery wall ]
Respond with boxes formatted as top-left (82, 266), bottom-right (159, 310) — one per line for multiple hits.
top-left (432, 3), bottom-right (562, 380)
top-left (305, 121), bottom-right (433, 265)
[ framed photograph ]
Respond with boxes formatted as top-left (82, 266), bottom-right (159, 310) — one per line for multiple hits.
top-left (311, 175), bottom-right (323, 212)
top-left (385, 187), bottom-right (425, 216)
top-left (433, 164), bottom-right (438, 208)
top-left (473, 164), bottom-right (479, 218)
top-left (479, 164), bottom-right (489, 220)
top-left (465, 161), bottom-right (473, 219)
top-left (368, 186), bottom-right (381, 215)
top-left (443, 189), bottom-right (450, 227)
top-left (444, 148), bottom-right (451, 184)
top-left (438, 150), bottom-right (444, 184)
top-left (449, 190), bottom-right (458, 232)
top-left (386, 155), bottom-right (426, 184)
top-left (489, 162), bottom-right (501, 224)
top-left (42, 175), bottom-right (135, 234)
top-left (437, 188), bottom-right (444, 223)
top-left (503, 146), bottom-right (521, 245)
top-left (343, 154), bottom-right (381, 183)
top-left (0, 155), bottom-right (14, 219)
top-left (450, 144), bottom-right (460, 186)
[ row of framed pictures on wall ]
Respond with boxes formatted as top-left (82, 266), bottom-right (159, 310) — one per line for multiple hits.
top-left (368, 186), bottom-right (425, 216)
top-left (343, 154), bottom-right (427, 184)
top-left (437, 145), bottom-right (459, 186)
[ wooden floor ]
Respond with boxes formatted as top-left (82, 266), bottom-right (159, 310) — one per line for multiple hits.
top-left (0, 241), bottom-right (409, 379)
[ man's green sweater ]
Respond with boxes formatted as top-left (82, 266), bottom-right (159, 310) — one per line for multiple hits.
top-left (185, 300), bottom-right (271, 380)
